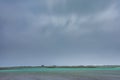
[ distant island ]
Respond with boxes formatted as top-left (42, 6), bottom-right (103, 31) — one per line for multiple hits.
top-left (0, 65), bottom-right (120, 70)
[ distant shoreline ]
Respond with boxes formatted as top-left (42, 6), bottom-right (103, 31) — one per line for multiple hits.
top-left (0, 65), bottom-right (120, 70)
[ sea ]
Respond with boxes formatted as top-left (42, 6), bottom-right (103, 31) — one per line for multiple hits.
top-left (0, 67), bottom-right (120, 80)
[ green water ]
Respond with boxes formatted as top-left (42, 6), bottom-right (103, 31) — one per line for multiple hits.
top-left (0, 67), bottom-right (120, 72)
top-left (0, 68), bottom-right (120, 80)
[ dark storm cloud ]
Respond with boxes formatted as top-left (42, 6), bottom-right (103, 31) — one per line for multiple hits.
top-left (0, 0), bottom-right (120, 66)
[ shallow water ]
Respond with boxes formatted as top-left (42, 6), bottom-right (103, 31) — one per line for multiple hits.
top-left (0, 68), bottom-right (120, 80)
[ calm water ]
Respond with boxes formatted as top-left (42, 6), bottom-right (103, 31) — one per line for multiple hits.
top-left (0, 68), bottom-right (120, 80)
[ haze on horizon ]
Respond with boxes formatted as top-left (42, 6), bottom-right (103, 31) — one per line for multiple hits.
top-left (0, 0), bottom-right (120, 67)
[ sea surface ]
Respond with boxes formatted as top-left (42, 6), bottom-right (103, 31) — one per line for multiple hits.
top-left (0, 67), bottom-right (120, 80)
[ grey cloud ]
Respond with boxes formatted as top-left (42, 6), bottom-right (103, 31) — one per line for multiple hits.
top-left (1, 0), bottom-right (120, 50)
top-left (0, 0), bottom-right (120, 66)
top-left (47, 0), bottom-right (114, 15)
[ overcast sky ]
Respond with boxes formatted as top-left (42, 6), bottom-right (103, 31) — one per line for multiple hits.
top-left (0, 0), bottom-right (120, 67)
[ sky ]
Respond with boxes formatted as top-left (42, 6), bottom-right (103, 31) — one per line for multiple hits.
top-left (0, 0), bottom-right (120, 67)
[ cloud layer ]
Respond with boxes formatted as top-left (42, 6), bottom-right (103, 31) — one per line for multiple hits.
top-left (0, 0), bottom-right (120, 66)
